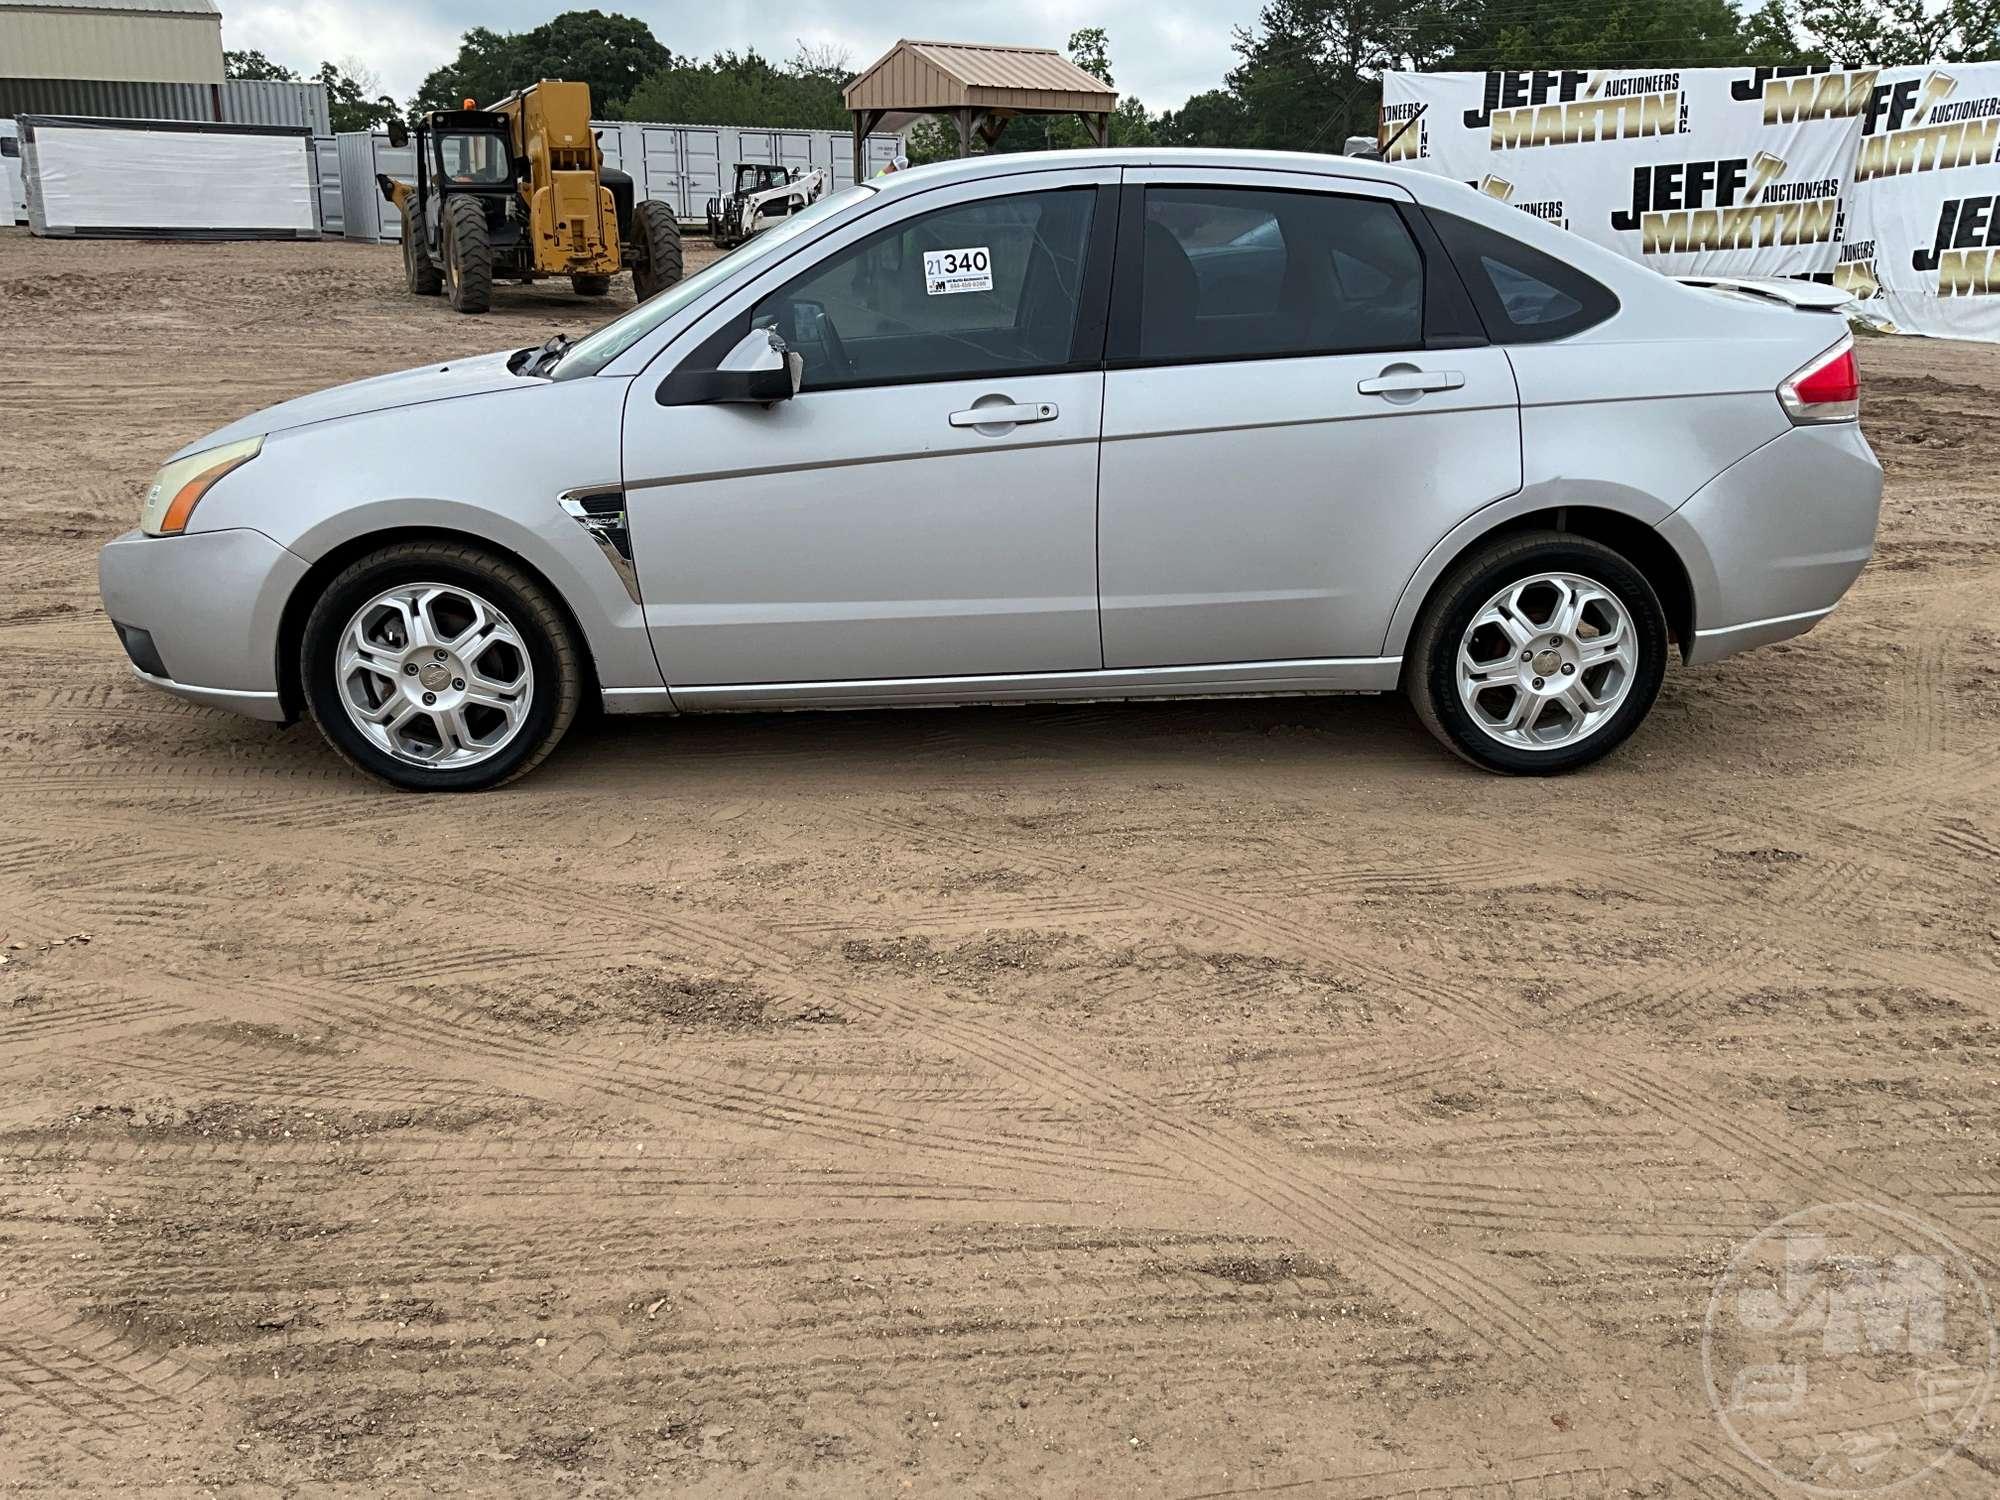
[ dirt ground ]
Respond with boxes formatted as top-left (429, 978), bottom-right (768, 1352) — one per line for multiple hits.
top-left (1, 227), bottom-right (1997, 1497)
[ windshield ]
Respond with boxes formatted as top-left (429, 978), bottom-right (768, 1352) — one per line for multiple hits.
top-left (437, 131), bottom-right (510, 185)
top-left (554, 183), bottom-right (875, 379)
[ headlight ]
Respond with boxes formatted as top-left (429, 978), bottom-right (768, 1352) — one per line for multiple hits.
top-left (140, 437), bottom-right (263, 536)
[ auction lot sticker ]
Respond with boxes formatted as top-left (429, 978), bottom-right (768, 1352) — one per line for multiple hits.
top-left (924, 246), bottom-right (992, 295)
top-left (1704, 1201), bottom-right (1997, 1494)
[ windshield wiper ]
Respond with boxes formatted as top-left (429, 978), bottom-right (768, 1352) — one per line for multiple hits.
top-left (518, 334), bottom-right (571, 378)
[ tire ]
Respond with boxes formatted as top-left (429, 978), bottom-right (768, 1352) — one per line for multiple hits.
top-left (631, 200), bottom-right (684, 302)
top-left (570, 272), bottom-right (612, 297)
top-left (300, 541), bottom-right (583, 792)
top-left (442, 196), bottom-right (493, 314)
top-left (402, 204), bottom-right (441, 295)
top-left (1405, 531), bottom-right (1668, 776)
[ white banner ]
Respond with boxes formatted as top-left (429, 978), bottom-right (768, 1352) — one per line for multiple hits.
top-left (1382, 64), bottom-right (2000, 341)
top-left (1841, 63), bottom-right (2000, 339)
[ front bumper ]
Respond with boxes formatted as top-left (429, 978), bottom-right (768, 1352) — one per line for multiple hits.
top-left (98, 526), bottom-right (309, 722)
top-left (1658, 421), bottom-right (1883, 665)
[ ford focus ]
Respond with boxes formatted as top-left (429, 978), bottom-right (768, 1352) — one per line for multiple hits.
top-left (99, 148), bottom-right (1882, 790)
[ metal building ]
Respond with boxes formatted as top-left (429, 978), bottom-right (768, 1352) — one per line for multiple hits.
top-left (0, 77), bottom-right (329, 133)
top-left (0, 0), bottom-right (224, 85)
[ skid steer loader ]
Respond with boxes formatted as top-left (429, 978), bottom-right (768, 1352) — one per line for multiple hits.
top-left (379, 80), bottom-right (683, 314)
top-left (704, 162), bottom-right (827, 249)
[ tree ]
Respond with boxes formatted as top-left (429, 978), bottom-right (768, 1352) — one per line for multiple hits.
top-left (1739, 0), bottom-right (1821, 64)
top-left (225, 49), bottom-right (297, 82)
top-left (1798, 0), bottom-right (1999, 62)
top-left (319, 59), bottom-right (400, 133)
top-left (1439, 0), bottom-right (1769, 71)
top-left (412, 11), bottom-right (674, 117)
top-left (621, 48), bottom-right (851, 128)
top-left (1219, 0), bottom-right (1432, 154)
top-left (1067, 26), bottom-right (1113, 86)
top-left (1155, 89), bottom-right (1251, 147)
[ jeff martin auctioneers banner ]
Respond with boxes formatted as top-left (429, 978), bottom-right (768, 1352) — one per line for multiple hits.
top-left (1381, 63), bottom-right (2000, 341)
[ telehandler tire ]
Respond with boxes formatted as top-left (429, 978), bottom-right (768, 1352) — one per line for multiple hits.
top-left (402, 204), bottom-right (441, 296)
top-left (570, 272), bottom-right (613, 297)
top-left (632, 200), bottom-right (684, 302)
top-left (443, 197), bottom-right (493, 314)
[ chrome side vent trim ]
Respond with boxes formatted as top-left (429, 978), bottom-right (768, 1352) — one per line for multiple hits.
top-left (558, 487), bottom-right (640, 604)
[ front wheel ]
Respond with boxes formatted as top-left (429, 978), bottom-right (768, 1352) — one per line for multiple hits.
top-left (442, 196), bottom-right (493, 314)
top-left (300, 542), bottom-right (583, 791)
top-left (402, 204), bottom-right (441, 295)
top-left (631, 200), bottom-right (684, 302)
top-left (1406, 531), bottom-right (1668, 775)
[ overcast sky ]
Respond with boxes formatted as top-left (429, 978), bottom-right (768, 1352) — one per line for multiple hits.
top-left (222, 1), bottom-right (1250, 114)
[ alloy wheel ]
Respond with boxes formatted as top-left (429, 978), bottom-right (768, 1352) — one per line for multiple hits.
top-left (336, 582), bottom-right (534, 768)
top-left (1454, 571), bottom-right (1638, 752)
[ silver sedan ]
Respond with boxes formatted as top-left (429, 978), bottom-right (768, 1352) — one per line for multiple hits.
top-left (100, 148), bottom-right (1881, 790)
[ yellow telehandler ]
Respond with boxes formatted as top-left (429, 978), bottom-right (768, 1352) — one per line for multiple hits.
top-left (379, 79), bottom-right (683, 314)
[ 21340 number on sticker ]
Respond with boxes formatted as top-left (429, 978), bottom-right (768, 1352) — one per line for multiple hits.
top-left (923, 246), bottom-right (993, 295)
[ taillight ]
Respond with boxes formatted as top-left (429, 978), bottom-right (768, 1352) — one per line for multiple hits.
top-left (1778, 336), bottom-right (1860, 424)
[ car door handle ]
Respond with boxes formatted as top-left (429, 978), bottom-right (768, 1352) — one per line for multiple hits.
top-left (948, 401), bottom-right (1058, 429)
top-left (1357, 369), bottom-right (1465, 396)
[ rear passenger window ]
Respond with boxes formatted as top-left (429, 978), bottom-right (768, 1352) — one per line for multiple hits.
top-left (1428, 211), bottom-right (1618, 343)
top-left (1137, 187), bottom-right (1424, 362)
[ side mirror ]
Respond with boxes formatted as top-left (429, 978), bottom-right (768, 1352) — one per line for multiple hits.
top-left (387, 119), bottom-right (410, 150)
top-left (656, 328), bottom-right (804, 408)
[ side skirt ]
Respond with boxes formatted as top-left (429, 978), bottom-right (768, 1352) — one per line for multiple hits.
top-left (604, 657), bottom-right (1403, 716)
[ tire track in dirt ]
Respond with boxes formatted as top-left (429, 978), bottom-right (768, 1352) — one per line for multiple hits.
top-left (0, 1295), bottom-right (213, 1454)
top-left (21, 802), bottom-right (1578, 1368)
top-left (821, 797), bottom-right (2000, 1308)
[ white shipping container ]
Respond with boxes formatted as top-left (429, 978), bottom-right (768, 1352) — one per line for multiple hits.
top-left (2, 119), bottom-right (25, 224)
top-left (312, 135), bottom-right (342, 235)
top-left (21, 116), bottom-right (319, 239)
top-left (334, 130), bottom-right (412, 243)
top-left (595, 120), bottom-right (899, 222)
top-left (311, 120), bottom-right (901, 239)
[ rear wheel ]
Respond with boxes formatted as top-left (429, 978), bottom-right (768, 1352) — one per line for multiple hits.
top-left (402, 204), bottom-right (441, 295)
top-left (1406, 531), bottom-right (1668, 775)
top-left (632, 200), bottom-right (684, 302)
top-left (570, 271), bottom-right (612, 297)
top-left (300, 541), bottom-right (583, 791)
top-left (442, 197), bottom-right (493, 314)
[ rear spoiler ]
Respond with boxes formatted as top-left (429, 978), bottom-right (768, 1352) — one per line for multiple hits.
top-left (1672, 275), bottom-right (1855, 313)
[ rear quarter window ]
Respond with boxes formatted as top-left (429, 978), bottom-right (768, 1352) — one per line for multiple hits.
top-left (1427, 210), bottom-right (1618, 344)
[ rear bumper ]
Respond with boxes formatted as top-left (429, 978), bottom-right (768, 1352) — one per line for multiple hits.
top-left (1658, 421), bottom-right (1882, 665)
top-left (98, 526), bottom-right (308, 721)
top-left (125, 664), bottom-right (288, 721)
top-left (1685, 605), bottom-right (1836, 665)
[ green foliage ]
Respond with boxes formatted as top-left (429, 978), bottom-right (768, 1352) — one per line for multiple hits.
top-left (1067, 27), bottom-right (1114, 86)
top-left (1158, 0), bottom-right (1835, 151)
top-left (224, 49), bottom-right (296, 82)
top-left (227, 49), bottom-right (396, 132)
top-left (621, 49), bottom-right (852, 128)
top-left (1155, 89), bottom-right (1253, 147)
top-left (1799, 0), bottom-right (2000, 63)
top-left (317, 61), bottom-right (400, 133)
top-left (412, 10), bottom-right (674, 118)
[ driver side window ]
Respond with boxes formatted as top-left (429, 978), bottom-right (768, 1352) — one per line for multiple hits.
top-left (752, 188), bottom-right (1096, 391)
